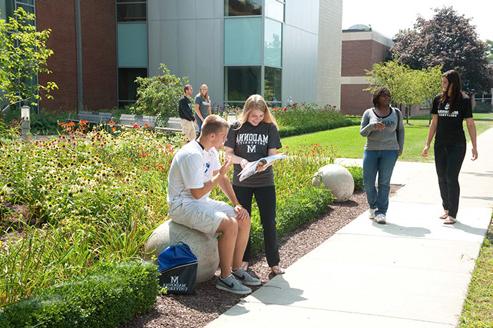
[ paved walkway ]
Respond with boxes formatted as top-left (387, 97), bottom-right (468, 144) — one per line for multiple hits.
top-left (206, 128), bottom-right (493, 328)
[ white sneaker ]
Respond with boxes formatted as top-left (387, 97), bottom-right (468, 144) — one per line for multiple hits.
top-left (375, 213), bottom-right (386, 224)
top-left (368, 208), bottom-right (376, 220)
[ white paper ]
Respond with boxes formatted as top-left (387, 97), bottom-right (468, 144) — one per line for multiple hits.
top-left (238, 154), bottom-right (287, 182)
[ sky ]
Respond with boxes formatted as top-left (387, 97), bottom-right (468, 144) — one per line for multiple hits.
top-left (342, 0), bottom-right (493, 41)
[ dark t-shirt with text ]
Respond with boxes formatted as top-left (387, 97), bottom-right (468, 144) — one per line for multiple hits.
top-left (431, 94), bottom-right (472, 146)
top-left (225, 121), bottom-right (282, 187)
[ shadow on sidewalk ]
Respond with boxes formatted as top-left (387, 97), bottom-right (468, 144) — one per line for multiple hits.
top-left (444, 221), bottom-right (488, 236)
top-left (372, 221), bottom-right (431, 238)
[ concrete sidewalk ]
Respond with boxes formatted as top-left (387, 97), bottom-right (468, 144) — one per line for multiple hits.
top-left (206, 128), bottom-right (493, 328)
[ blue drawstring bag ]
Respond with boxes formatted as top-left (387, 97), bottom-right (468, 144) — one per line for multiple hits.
top-left (157, 242), bottom-right (198, 294)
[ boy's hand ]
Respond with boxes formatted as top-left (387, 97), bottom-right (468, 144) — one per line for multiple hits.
top-left (234, 205), bottom-right (249, 221)
top-left (219, 156), bottom-right (232, 176)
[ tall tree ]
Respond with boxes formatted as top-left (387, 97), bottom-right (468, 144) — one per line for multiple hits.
top-left (366, 60), bottom-right (442, 124)
top-left (392, 7), bottom-right (489, 93)
top-left (0, 8), bottom-right (57, 111)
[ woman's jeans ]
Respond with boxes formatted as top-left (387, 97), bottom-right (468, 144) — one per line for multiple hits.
top-left (363, 150), bottom-right (399, 215)
top-left (434, 143), bottom-right (466, 218)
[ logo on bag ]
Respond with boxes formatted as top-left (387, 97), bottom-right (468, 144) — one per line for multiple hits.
top-left (166, 275), bottom-right (188, 292)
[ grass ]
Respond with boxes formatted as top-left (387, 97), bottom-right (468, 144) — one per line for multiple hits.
top-left (459, 219), bottom-right (493, 328)
top-left (282, 119), bottom-right (493, 162)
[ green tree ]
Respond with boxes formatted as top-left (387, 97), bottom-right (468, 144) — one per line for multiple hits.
top-left (366, 60), bottom-right (442, 124)
top-left (486, 40), bottom-right (493, 63)
top-left (132, 64), bottom-right (188, 126)
top-left (392, 7), bottom-right (489, 93)
top-left (0, 7), bottom-right (57, 111)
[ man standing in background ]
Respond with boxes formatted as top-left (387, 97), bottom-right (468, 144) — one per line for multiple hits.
top-left (178, 84), bottom-right (197, 141)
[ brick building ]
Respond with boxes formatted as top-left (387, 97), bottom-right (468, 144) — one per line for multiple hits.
top-left (340, 25), bottom-right (392, 115)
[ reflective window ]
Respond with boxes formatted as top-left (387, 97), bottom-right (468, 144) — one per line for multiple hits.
top-left (1, 0), bottom-right (7, 19)
top-left (118, 22), bottom-right (148, 68)
top-left (15, 0), bottom-right (35, 14)
top-left (225, 0), bottom-right (261, 16)
top-left (264, 67), bottom-right (282, 105)
top-left (225, 18), bottom-right (262, 66)
top-left (117, 0), bottom-right (146, 22)
top-left (264, 19), bottom-right (282, 67)
top-left (118, 68), bottom-right (147, 108)
top-left (226, 66), bottom-right (261, 102)
top-left (265, 0), bottom-right (284, 22)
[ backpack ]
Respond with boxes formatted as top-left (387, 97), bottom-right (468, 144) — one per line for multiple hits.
top-left (157, 242), bottom-right (198, 294)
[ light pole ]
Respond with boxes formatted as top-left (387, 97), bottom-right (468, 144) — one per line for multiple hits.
top-left (20, 105), bottom-right (30, 139)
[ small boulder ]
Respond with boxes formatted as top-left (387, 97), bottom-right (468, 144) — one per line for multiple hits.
top-left (312, 164), bottom-right (354, 201)
top-left (145, 220), bottom-right (219, 283)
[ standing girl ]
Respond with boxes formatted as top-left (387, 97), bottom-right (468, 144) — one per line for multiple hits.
top-left (360, 87), bottom-right (405, 224)
top-left (194, 84), bottom-right (212, 132)
top-left (422, 70), bottom-right (478, 224)
top-left (224, 94), bottom-right (284, 276)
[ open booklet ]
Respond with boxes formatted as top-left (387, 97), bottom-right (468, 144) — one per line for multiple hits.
top-left (238, 154), bottom-right (287, 182)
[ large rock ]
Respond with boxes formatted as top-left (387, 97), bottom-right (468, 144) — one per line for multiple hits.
top-left (312, 164), bottom-right (354, 201)
top-left (145, 220), bottom-right (219, 283)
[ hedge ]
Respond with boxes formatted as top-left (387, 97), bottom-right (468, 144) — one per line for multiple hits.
top-left (0, 262), bottom-right (159, 328)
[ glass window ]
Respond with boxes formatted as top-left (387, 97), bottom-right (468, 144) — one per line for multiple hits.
top-left (264, 19), bottom-right (282, 67)
top-left (15, 0), bottom-right (35, 14)
top-left (225, 17), bottom-right (262, 66)
top-left (0, 1), bottom-right (6, 19)
top-left (225, 0), bottom-right (261, 16)
top-left (118, 22), bottom-right (148, 68)
top-left (265, 0), bottom-right (284, 22)
top-left (264, 67), bottom-right (282, 105)
top-left (118, 67), bottom-right (147, 108)
top-left (226, 66), bottom-right (261, 102)
top-left (117, 0), bottom-right (146, 22)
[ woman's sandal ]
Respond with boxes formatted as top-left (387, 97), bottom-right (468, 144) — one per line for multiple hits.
top-left (270, 266), bottom-right (285, 275)
top-left (443, 217), bottom-right (456, 225)
top-left (439, 212), bottom-right (449, 220)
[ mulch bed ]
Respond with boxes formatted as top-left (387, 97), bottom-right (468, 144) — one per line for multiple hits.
top-left (124, 191), bottom-right (369, 328)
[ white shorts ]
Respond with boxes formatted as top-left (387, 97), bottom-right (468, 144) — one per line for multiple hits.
top-left (169, 198), bottom-right (236, 235)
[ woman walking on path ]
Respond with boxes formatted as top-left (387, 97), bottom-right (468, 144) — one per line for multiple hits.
top-left (194, 84), bottom-right (212, 132)
top-left (224, 94), bottom-right (285, 276)
top-left (360, 87), bottom-right (405, 224)
top-left (422, 70), bottom-right (478, 225)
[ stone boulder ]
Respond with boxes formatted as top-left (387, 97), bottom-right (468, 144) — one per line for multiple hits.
top-left (312, 164), bottom-right (354, 201)
top-left (145, 220), bottom-right (219, 283)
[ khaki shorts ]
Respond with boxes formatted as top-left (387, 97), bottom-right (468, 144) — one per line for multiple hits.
top-left (180, 119), bottom-right (197, 141)
top-left (169, 198), bottom-right (236, 235)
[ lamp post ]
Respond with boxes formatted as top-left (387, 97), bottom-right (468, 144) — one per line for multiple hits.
top-left (21, 105), bottom-right (31, 139)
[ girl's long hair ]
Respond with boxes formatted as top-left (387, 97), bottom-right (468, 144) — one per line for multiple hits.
top-left (198, 84), bottom-right (209, 100)
top-left (236, 94), bottom-right (278, 129)
top-left (441, 70), bottom-right (463, 112)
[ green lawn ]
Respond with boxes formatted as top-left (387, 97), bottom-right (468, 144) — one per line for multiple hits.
top-left (459, 220), bottom-right (493, 328)
top-left (282, 119), bottom-right (493, 162)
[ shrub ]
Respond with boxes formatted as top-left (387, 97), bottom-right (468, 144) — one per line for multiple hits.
top-left (132, 64), bottom-right (188, 126)
top-left (273, 104), bottom-right (358, 137)
top-left (345, 166), bottom-right (364, 192)
top-left (0, 261), bottom-right (159, 328)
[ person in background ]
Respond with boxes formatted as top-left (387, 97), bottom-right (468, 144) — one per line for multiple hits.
top-left (194, 84), bottom-right (212, 132)
top-left (422, 70), bottom-right (478, 224)
top-left (360, 87), bottom-right (404, 224)
top-left (178, 84), bottom-right (196, 141)
top-left (224, 94), bottom-right (285, 276)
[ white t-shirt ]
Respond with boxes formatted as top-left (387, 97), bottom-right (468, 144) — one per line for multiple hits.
top-left (167, 140), bottom-right (220, 207)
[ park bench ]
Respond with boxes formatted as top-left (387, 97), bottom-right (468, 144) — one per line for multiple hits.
top-left (68, 111), bottom-right (114, 124)
top-left (119, 114), bottom-right (183, 133)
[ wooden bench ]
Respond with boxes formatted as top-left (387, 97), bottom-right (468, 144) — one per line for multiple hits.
top-left (119, 114), bottom-right (183, 133)
top-left (68, 111), bottom-right (114, 124)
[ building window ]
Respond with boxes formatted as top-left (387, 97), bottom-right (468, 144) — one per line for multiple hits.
top-left (264, 18), bottom-right (282, 67)
top-left (225, 17), bottom-right (262, 66)
top-left (118, 67), bottom-right (147, 108)
top-left (225, 66), bottom-right (261, 103)
top-left (265, 0), bottom-right (284, 22)
top-left (225, 0), bottom-right (261, 16)
top-left (117, 0), bottom-right (146, 22)
top-left (264, 67), bottom-right (281, 105)
top-left (14, 0), bottom-right (35, 14)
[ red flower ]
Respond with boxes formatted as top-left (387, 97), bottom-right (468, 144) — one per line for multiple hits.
top-left (132, 123), bottom-right (141, 129)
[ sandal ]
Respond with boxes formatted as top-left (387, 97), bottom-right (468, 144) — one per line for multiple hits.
top-left (443, 217), bottom-right (456, 225)
top-left (270, 266), bottom-right (285, 275)
top-left (439, 211), bottom-right (449, 220)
